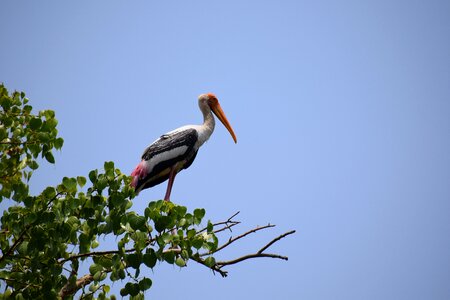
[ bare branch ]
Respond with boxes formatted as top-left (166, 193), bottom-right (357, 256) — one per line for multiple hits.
top-left (194, 224), bottom-right (295, 277)
top-left (217, 252), bottom-right (289, 267)
top-left (217, 230), bottom-right (296, 267)
top-left (201, 224), bottom-right (276, 257)
top-left (257, 230), bottom-right (296, 254)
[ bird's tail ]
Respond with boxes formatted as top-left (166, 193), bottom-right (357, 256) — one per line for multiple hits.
top-left (130, 161), bottom-right (148, 193)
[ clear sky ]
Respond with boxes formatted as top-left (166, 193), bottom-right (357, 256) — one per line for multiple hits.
top-left (1, 1), bottom-right (450, 299)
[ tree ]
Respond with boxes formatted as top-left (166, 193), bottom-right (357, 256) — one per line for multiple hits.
top-left (0, 84), bottom-right (294, 299)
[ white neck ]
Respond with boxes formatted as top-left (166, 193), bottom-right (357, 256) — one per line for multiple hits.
top-left (195, 102), bottom-right (215, 147)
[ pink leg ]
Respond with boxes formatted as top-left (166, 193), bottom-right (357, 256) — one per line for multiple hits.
top-left (164, 166), bottom-right (178, 202)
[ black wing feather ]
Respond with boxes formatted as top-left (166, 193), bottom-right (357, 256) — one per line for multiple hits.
top-left (142, 128), bottom-right (198, 161)
top-left (136, 128), bottom-right (198, 192)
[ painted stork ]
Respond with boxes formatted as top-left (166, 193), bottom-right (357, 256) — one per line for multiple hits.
top-left (131, 93), bottom-right (237, 201)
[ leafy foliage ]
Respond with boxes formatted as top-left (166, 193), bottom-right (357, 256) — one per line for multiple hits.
top-left (0, 84), bottom-right (63, 202)
top-left (0, 84), bottom-right (220, 299)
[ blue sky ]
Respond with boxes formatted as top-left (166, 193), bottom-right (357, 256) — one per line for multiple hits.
top-left (2, 1), bottom-right (450, 299)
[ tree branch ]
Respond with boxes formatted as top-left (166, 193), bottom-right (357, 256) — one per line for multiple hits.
top-left (56, 213), bottom-right (295, 297)
top-left (195, 219), bottom-right (295, 277)
top-left (217, 230), bottom-right (296, 267)
top-left (58, 274), bottom-right (94, 299)
top-left (257, 230), bottom-right (296, 254)
top-left (202, 224), bottom-right (276, 256)
top-left (217, 252), bottom-right (289, 267)
top-left (0, 226), bottom-right (30, 264)
top-left (190, 255), bottom-right (229, 277)
top-left (59, 248), bottom-right (136, 265)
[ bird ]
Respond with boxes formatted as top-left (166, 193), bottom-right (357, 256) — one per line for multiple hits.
top-left (131, 93), bottom-right (237, 201)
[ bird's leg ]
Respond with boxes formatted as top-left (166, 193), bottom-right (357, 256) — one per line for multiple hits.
top-left (164, 166), bottom-right (178, 202)
top-left (164, 165), bottom-right (181, 239)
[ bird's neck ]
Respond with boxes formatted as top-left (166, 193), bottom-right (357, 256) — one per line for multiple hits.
top-left (203, 109), bottom-right (215, 133)
top-left (196, 108), bottom-right (215, 147)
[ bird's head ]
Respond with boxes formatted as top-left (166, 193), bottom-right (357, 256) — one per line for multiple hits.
top-left (198, 93), bottom-right (237, 143)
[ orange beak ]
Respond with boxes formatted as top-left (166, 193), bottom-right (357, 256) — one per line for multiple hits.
top-left (211, 102), bottom-right (237, 143)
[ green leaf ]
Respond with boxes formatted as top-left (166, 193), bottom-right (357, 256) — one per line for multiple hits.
top-left (174, 205), bottom-right (187, 217)
top-left (96, 176), bottom-right (107, 191)
top-left (37, 132), bottom-right (50, 142)
top-left (104, 161), bottom-right (114, 172)
top-left (194, 208), bottom-right (206, 220)
top-left (41, 211), bottom-right (56, 223)
top-left (54, 137), bottom-right (64, 149)
top-left (143, 251), bottom-right (157, 268)
top-left (204, 256), bottom-right (216, 268)
top-left (193, 208), bottom-right (205, 225)
top-left (28, 160), bottom-right (39, 170)
top-left (175, 257), bottom-right (186, 267)
top-left (125, 253), bottom-right (141, 269)
top-left (24, 212), bottom-right (37, 224)
top-left (89, 263), bottom-right (103, 275)
top-left (187, 229), bottom-right (196, 239)
top-left (41, 109), bottom-right (55, 119)
top-left (163, 251), bottom-right (175, 264)
top-left (207, 220), bottom-right (214, 233)
top-left (192, 238), bottom-right (203, 250)
top-left (42, 186), bottom-right (56, 199)
top-left (66, 216), bottom-right (80, 231)
top-left (44, 151), bottom-right (55, 164)
top-left (103, 285), bottom-right (110, 294)
top-left (29, 118), bottom-right (42, 130)
top-left (91, 239), bottom-right (100, 249)
top-left (120, 287), bottom-right (129, 297)
top-left (128, 214), bottom-right (146, 231)
top-left (23, 104), bottom-right (32, 114)
top-left (89, 169), bottom-right (98, 184)
top-left (62, 177), bottom-right (77, 190)
top-left (77, 176), bottom-right (86, 187)
top-left (139, 278), bottom-right (152, 291)
top-left (93, 271), bottom-right (103, 282)
top-left (42, 118), bottom-right (58, 131)
top-left (132, 231), bottom-right (148, 250)
top-left (0, 125), bottom-right (7, 141)
top-left (121, 282), bottom-right (140, 297)
top-left (154, 216), bottom-right (171, 233)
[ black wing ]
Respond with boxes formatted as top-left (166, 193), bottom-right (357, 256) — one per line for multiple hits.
top-left (136, 128), bottom-right (198, 191)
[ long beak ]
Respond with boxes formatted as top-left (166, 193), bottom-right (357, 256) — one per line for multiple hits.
top-left (211, 103), bottom-right (237, 143)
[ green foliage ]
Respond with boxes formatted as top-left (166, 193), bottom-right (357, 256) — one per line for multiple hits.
top-left (0, 84), bottom-right (63, 202)
top-left (0, 84), bottom-right (220, 298)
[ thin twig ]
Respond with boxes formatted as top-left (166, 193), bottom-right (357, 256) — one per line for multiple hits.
top-left (201, 224), bottom-right (275, 256)
top-left (80, 284), bottom-right (105, 300)
top-left (59, 249), bottom-right (131, 264)
top-left (196, 211), bottom-right (240, 234)
top-left (212, 221), bottom-right (240, 234)
top-left (258, 230), bottom-right (296, 254)
top-left (217, 252), bottom-right (289, 267)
